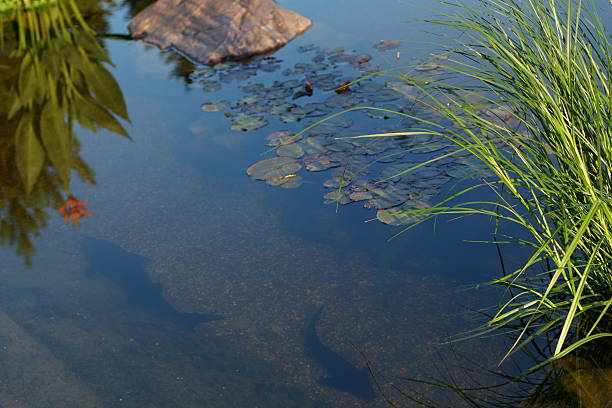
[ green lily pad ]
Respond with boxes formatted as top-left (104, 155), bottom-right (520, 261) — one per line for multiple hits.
top-left (315, 116), bottom-right (354, 133)
top-left (268, 102), bottom-right (296, 115)
top-left (324, 93), bottom-right (363, 108)
top-left (192, 66), bottom-right (216, 78)
top-left (231, 116), bottom-right (268, 132)
top-left (367, 183), bottom-right (412, 209)
top-left (373, 40), bottom-right (401, 51)
top-left (201, 101), bottom-right (229, 112)
top-left (242, 83), bottom-right (266, 93)
top-left (266, 130), bottom-right (301, 146)
top-left (376, 200), bottom-right (430, 225)
top-left (278, 175), bottom-right (303, 188)
top-left (247, 156), bottom-right (302, 181)
top-left (368, 89), bottom-right (400, 102)
top-left (220, 69), bottom-right (256, 83)
top-left (323, 189), bottom-right (352, 205)
top-left (279, 111), bottom-right (305, 123)
top-left (298, 44), bottom-right (320, 53)
top-left (302, 103), bottom-right (332, 117)
top-left (237, 94), bottom-right (263, 106)
top-left (201, 80), bottom-right (222, 92)
top-left (349, 190), bottom-right (373, 201)
top-left (304, 153), bottom-right (341, 171)
top-left (301, 136), bottom-right (328, 154)
top-left (277, 143), bottom-right (304, 158)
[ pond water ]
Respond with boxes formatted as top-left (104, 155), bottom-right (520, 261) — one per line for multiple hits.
top-left (0, 0), bottom-right (590, 407)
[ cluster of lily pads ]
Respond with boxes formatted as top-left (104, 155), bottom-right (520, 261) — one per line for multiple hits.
top-left (194, 42), bottom-right (499, 226)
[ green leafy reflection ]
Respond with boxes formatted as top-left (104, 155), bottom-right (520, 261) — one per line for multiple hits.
top-left (0, 0), bottom-right (129, 265)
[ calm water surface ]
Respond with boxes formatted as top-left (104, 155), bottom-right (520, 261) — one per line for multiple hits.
top-left (0, 0), bottom-right (547, 406)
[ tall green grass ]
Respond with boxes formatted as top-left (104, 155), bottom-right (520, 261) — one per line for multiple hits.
top-left (371, 0), bottom-right (611, 367)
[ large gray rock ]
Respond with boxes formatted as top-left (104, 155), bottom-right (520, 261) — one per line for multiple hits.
top-left (129, 0), bottom-right (312, 64)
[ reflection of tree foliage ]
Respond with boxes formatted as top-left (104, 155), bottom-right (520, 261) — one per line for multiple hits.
top-left (0, 0), bottom-right (129, 265)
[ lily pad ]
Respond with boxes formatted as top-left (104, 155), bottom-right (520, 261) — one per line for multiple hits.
top-left (242, 83), bottom-right (266, 93)
top-left (368, 89), bottom-right (400, 102)
top-left (277, 143), bottom-right (304, 158)
top-left (220, 69), bottom-right (256, 83)
top-left (298, 44), bottom-right (320, 53)
top-left (231, 116), bottom-right (268, 132)
top-left (373, 40), bottom-right (401, 51)
top-left (279, 111), bottom-right (305, 123)
top-left (323, 189), bottom-right (352, 205)
top-left (302, 103), bottom-right (332, 117)
top-left (192, 66), bottom-right (216, 78)
top-left (266, 130), bottom-right (301, 146)
top-left (201, 101), bottom-right (229, 112)
top-left (315, 116), bottom-right (354, 133)
top-left (278, 175), bottom-right (303, 188)
top-left (247, 156), bottom-right (302, 181)
top-left (201, 80), bottom-right (222, 92)
top-left (304, 153), bottom-right (341, 171)
top-left (301, 136), bottom-right (328, 154)
top-left (367, 183), bottom-right (412, 209)
top-left (324, 93), bottom-right (363, 108)
top-left (268, 102), bottom-right (296, 115)
top-left (236, 94), bottom-right (263, 106)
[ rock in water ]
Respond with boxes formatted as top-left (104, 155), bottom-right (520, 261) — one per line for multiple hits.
top-left (129, 0), bottom-right (312, 64)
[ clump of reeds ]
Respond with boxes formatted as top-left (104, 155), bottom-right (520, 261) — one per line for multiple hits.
top-left (377, 0), bottom-right (611, 367)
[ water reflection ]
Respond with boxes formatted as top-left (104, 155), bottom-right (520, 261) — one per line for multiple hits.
top-left (0, 0), bottom-right (129, 264)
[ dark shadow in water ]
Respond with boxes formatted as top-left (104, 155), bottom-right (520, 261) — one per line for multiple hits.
top-left (81, 237), bottom-right (223, 331)
top-left (304, 305), bottom-right (375, 401)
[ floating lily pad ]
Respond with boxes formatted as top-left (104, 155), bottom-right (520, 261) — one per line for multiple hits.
top-left (213, 61), bottom-right (238, 70)
top-left (231, 116), bottom-right (268, 132)
top-left (266, 130), bottom-right (301, 146)
top-left (266, 88), bottom-right (293, 100)
top-left (355, 81), bottom-right (385, 93)
top-left (302, 103), bottom-right (332, 117)
top-left (279, 111), bottom-right (305, 123)
top-left (259, 63), bottom-right (281, 73)
top-left (201, 80), bottom-right (222, 92)
top-left (276, 79), bottom-right (302, 89)
top-left (278, 175), bottom-right (303, 188)
top-left (236, 94), bottom-right (263, 106)
top-left (301, 136), bottom-right (328, 154)
top-left (201, 101), bottom-right (229, 112)
top-left (242, 83), bottom-right (266, 93)
top-left (367, 183), bottom-right (412, 209)
top-left (298, 44), bottom-right (320, 53)
top-left (220, 69), bottom-right (256, 83)
top-left (243, 103), bottom-right (270, 114)
top-left (376, 203), bottom-right (428, 226)
top-left (304, 152), bottom-right (342, 171)
top-left (368, 89), bottom-right (400, 102)
top-left (192, 66), bottom-right (216, 78)
top-left (373, 40), bottom-right (401, 51)
top-left (247, 156), bottom-right (302, 182)
top-left (315, 116), bottom-right (354, 133)
top-left (324, 93), bottom-right (363, 108)
top-left (277, 143), bottom-right (304, 158)
top-left (268, 102), bottom-right (296, 115)
top-left (323, 189), bottom-right (352, 205)
top-left (349, 190), bottom-right (373, 201)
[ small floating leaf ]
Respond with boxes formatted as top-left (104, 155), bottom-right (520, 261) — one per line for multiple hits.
top-left (201, 101), bottom-right (230, 112)
top-left (373, 40), bottom-right (401, 51)
top-left (201, 80), bottom-right (222, 92)
top-left (231, 116), bottom-right (268, 132)
top-left (277, 143), bottom-right (304, 158)
top-left (192, 66), bottom-right (216, 78)
top-left (247, 156), bottom-right (302, 181)
top-left (266, 130), bottom-right (300, 146)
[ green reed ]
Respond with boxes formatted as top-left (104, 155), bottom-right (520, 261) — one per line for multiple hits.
top-left (366, 0), bottom-right (611, 367)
